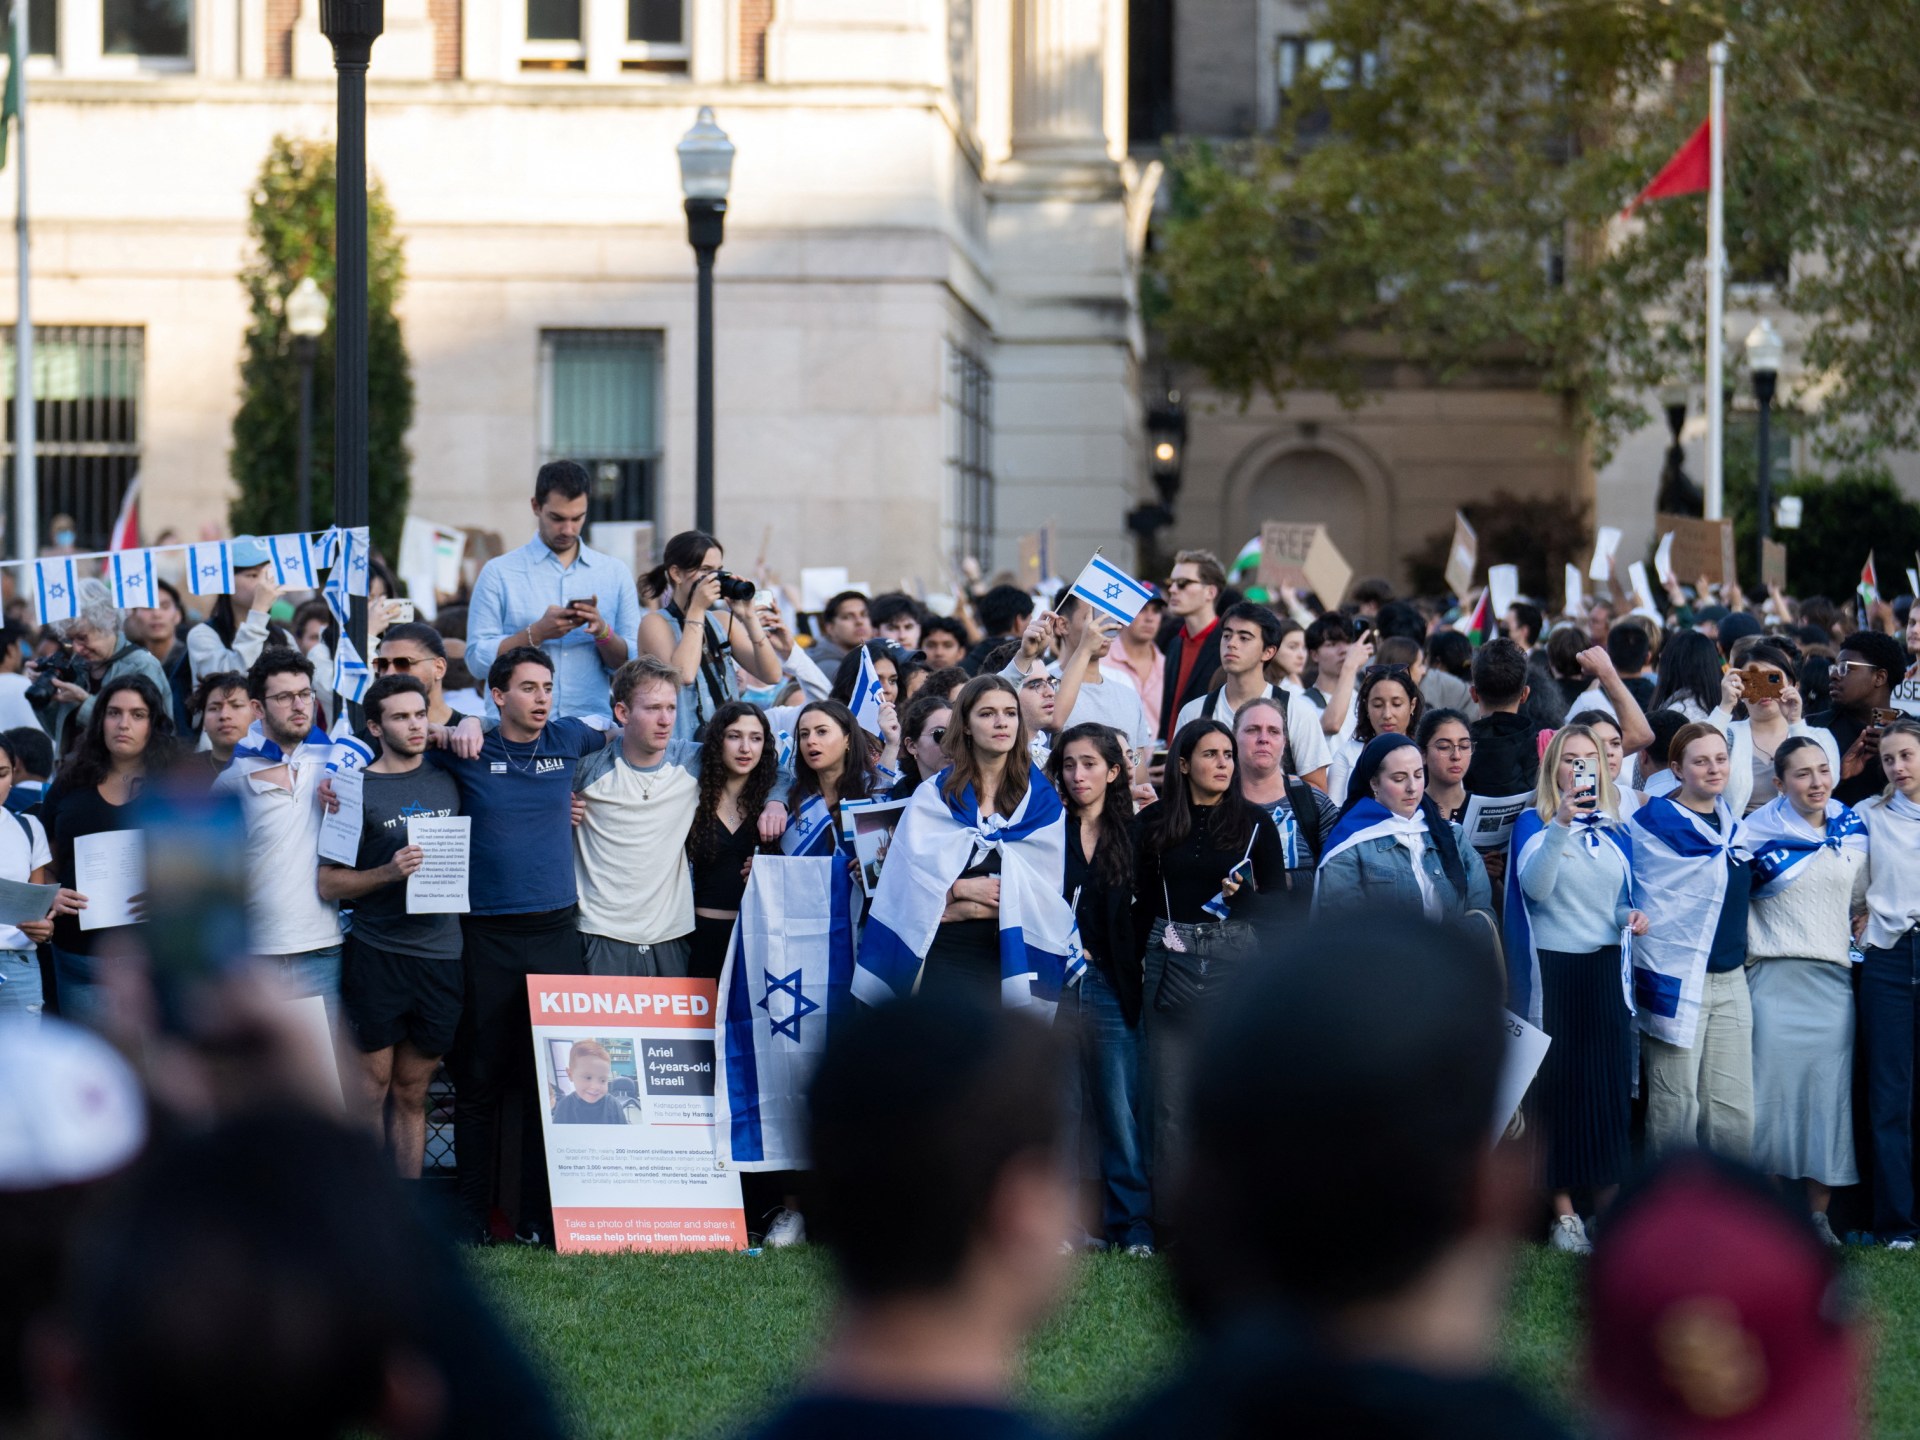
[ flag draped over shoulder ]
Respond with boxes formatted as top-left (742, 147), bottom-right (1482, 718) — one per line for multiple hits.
top-left (858, 766), bottom-right (1083, 1012)
top-left (1741, 796), bottom-right (1867, 901)
top-left (714, 855), bottom-right (855, 1172)
top-left (1628, 794), bottom-right (1746, 1049)
top-left (1502, 810), bottom-right (1633, 1029)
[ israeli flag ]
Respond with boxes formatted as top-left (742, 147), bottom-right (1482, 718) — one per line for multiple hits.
top-left (308, 526), bottom-right (342, 573)
top-left (851, 644), bottom-right (887, 737)
top-left (324, 714), bottom-right (376, 774)
top-left (345, 526), bottom-right (371, 597)
top-left (333, 634), bottom-right (372, 707)
top-left (1629, 794), bottom-right (1747, 1049)
top-left (33, 557), bottom-right (79, 624)
top-left (1503, 810), bottom-right (1633, 1028)
top-left (1068, 552), bottom-right (1155, 626)
top-left (1741, 794), bottom-right (1867, 901)
top-left (714, 855), bottom-right (855, 1171)
top-left (322, 547), bottom-right (352, 632)
top-left (775, 729), bottom-right (794, 770)
top-left (109, 549), bottom-right (158, 612)
top-left (267, 532), bottom-right (317, 589)
top-left (187, 541), bottom-right (233, 597)
top-left (780, 794), bottom-right (839, 857)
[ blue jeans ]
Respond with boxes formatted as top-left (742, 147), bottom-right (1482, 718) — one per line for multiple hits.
top-left (52, 944), bottom-right (101, 1027)
top-left (1073, 965), bottom-right (1152, 1248)
top-left (275, 944), bottom-right (343, 1029)
top-left (1862, 931), bottom-right (1920, 1238)
top-left (0, 947), bottom-right (42, 1019)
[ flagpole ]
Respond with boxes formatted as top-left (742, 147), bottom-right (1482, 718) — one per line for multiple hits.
top-left (10, 0), bottom-right (31, 563)
top-left (1703, 40), bottom-right (1727, 522)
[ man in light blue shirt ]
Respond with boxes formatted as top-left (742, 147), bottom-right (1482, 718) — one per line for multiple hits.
top-left (466, 461), bottom-right (641, 720)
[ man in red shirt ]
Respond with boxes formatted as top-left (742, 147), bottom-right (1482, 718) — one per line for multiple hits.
top-left (1158, 549), bottom-right (1225, 740)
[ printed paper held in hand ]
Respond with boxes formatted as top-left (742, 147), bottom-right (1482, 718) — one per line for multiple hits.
top-left (75, 830), bottom-right (145, 931)
top-left (0, 877), bottom-right (57, 927)
top-left (406, 816), bottom-right (471, 914)
top-left (316, 768), bottom-right (365, 866)
top-left (1461, 791), bottom-right (1531, 853)
top-left (1588, 526), bottom-right (1623, 581)
top-left (1493, 1009), bottom-right (1552, 1144)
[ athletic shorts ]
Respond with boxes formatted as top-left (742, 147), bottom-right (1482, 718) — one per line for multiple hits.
top-left (341, 931), bottom-right (463, 1057)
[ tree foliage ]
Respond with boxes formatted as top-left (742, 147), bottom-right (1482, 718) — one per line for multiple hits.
top-left (1146, 1), bottom-right (1920, 472)
top-left (229, 135), bottom-right (413, 557)
top-left (1404, 490), bottom-right (1591, 602)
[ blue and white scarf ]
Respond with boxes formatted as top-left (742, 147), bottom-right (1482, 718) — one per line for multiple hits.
top-left (1629, 794), bottom-right (1747, 1048)
top-left (1741, 794), bottom-right (1868, 900)
top-left (1312, 798), bottom-right (1434, 916)
top-left (1502, 809), bottom-right (1633, 1029)
top-left (779, 793), bottom-right (841, 857)
top-left (858, 764), bottom-right (1083, 1012)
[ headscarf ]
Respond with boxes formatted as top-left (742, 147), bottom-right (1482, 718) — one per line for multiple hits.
top-left (1333, 733), bottom-right (1469, 902)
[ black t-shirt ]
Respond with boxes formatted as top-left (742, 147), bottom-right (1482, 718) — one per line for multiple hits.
top-left (346, 765), bottom-right (464, 959)
top-left (1136, 800), bottom-right (1285, 924)
top-left (739, 1396), bottom-right (1058, 1440)
top-left (1465, 710), bottom-right (1539, 798)
top-left (690, 816), bottom-right (761, 911)
top-left (40, 778), bottom-right (140, 956)
top-left (1809, 708), bottom-right (1885, 806)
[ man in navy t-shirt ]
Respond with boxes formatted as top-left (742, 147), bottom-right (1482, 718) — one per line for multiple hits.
top-left (431, 645), bottom-right (610, 1246)
top-left (733, 998), bottom-right (1070, 1440)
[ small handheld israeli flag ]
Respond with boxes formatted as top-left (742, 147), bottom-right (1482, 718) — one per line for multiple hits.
top-left (33, 557), bottom-right (80, 624)
top-left (325, 714), bottom-right (376, 774)
top-left (109, 550), bottom-right (158, 612)
top-left (333, 634), bottom-right (372, 706)
top-left (187, 541), bottom-right (233, 598)
top-left (308, 526), bottom-right (342, 573)
top-left (1201, 835), bottom-right (1259, 920)
top-left (267, 532), bottom-right (318, 589)
top-left (851, 644), bottom-right (887, 737)
top-left (1068, 552), bottom-right (1155, 626)
top-left (322, 544), bottom-right (352, 631)
top-left (776, 729), bottom-right (795, 770)
top-left (345, 526), bottom-right (371, 598)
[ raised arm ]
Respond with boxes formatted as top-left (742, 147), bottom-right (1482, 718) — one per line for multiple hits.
top-left (1576, 646), bottom-right (1653, 757)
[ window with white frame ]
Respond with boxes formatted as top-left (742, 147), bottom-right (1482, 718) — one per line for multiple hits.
top-left (103, 0), bottom-right (189, 58)
top-left (520, 0), bottom-right (686, 71)
top-left (539, 330), bottom-right (662, 525)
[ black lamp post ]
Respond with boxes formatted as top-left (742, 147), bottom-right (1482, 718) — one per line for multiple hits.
top-left (1746, 318), bottom-right (1783, 578)
top-left (677, 107), bottom-right (734, 536)
top-left (320, 0), bottom-right (380, 678)
top-left (1655, 382), bottom-right (1702, 518)
top-left (1129, 382), bottom-right (1186, 573)
top-left (286, 275), bottom-right (328, 536)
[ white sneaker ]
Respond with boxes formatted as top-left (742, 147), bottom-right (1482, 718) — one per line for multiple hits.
top-left (764, 1207), bottom-right (806, 1248)
top-left (1548, 1214), bottom-right (1592, 1255)
top-left (1888, 1236), bottom-right (1914, 1252)
top-left (1810, 1212), bottom-right (1842, 1249)
top-left (1125, 1243), bottom-right (1155, 1258)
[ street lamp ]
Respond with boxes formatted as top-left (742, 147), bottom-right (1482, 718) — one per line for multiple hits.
top-left (677, 106), bottom-right (733, 536)
top-left (286, 276), bottom-right (329, 535)
top-left (1746, 317), bottom-right (1784, 577)
top-left (1130, 382), bottom-right (1186, 575)
top-left (1655, 382), bottom-right (1701, 518)
top-left (320, 0), bottom-right (382, 698)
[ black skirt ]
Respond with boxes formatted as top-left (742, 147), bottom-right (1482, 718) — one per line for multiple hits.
top-left (689, 914), bottom-right (736, 984)
top-left (1535, 945), bottom-right (1633, 1192)
top-left (918, 919), bottom-right (1001, 1003)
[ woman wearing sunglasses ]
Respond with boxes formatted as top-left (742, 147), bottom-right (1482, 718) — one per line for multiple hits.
top-left (890, 694), bottom-right (952, 799)
top-left (1707, 641), bottom-right (1840, 816)
top-left (1325, 665), bottom-right (1426, 803)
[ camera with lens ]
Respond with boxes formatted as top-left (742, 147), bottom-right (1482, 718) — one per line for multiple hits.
top-left (25, 644), bottom-right (90, 709)
top-left (712, 570), bottom-right (758, 604)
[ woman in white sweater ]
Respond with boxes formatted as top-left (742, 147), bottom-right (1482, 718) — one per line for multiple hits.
top-left (1855, 719), bottom-right (1920, 1248)
top-left (1742, 737), bottom-right (1869, 1247)
top-left (1708, 642), bottom-right (1840, 817)
top-left (1503, 725), bottom-right (1647, 1254)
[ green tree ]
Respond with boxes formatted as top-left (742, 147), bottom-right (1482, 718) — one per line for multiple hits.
top-left (229, 135), bottom-right (413, 557)
top-left (1146, 1), bottom-right (1920, 472)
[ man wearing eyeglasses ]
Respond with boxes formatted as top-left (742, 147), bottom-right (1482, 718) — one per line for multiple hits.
top-left (1810, 630), bottom-right (1907, 806)
top-left (212, 646), bottom-right (342, 1017)
top-left (1158, 550), bottom-right (1227, 742)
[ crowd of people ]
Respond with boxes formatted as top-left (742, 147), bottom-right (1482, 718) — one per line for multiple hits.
top-left (4, 458), bottom-right (1910, 1434)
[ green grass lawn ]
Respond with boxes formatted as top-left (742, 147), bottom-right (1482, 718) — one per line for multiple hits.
top-left (472, 1245), bottom-right (1920, 1438)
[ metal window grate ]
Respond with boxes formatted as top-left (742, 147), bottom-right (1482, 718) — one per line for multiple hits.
top-left (945, 342), bottom-right (993, 566)
top-left (2, 325), bottom-right (145, 553)
top-left (539, 329), bottom-right (662, 526)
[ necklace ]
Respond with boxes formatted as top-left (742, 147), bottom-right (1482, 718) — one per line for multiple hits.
top-left (501, 728), bottom-right (546, 775)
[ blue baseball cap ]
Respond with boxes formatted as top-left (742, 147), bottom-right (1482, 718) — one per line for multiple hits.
top-left (229, 535), bottom-right (271, 569)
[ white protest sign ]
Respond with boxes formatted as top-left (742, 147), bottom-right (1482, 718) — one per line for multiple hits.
top-left (1653, 530), bottom-right (1677, 587)
top-left (1627, 561), bottom-right (1659, 616)
top-left (1487, 563), bottom-right (1520, 620)
top-left (1588, 525), bottom-right (1622, 581)
top-left (1563, 563), bottom-right (1584, 617)
top-left (317, 767), bottom-right (365, 867)
top-left (75, 830), bottom-right (144, 931)
top-left (1493, 1009), bottom-right (1552, 1144)
top-left (1445, 513), bottom-right (1478, 600)
top-left (406, 816), bottom-right (471, 914)
top-left (1461, 791), bottom-right (1531, 854)
top-left (799, 567), bottom-right (850, 613)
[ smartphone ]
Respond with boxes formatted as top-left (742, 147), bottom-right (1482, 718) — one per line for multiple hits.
top-left (752, 588), bottom-right (776, 612)
top-left (138, 779), bottom-right (252, 1035)
top-left (1871, 707), bottom-right (1902, 727)
top-left (569, 594), bottom-right (597, 614)
top-left (386, 597), bottom-right (415, 625)
top-left (1571, 756), bottom-right (1597, 807)
top-left (1741, 665), bottom-right (1784, 702)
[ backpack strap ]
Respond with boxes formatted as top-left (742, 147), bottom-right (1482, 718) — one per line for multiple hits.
top-left (1285, 778), bottom-right (1324, 868)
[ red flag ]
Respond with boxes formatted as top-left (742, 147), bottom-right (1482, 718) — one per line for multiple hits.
top-left (107, 475), bottom-right (141, 552)
top-left (1623, 118), bottom-right (1711, 217)
top-left (1458, 588), bottom-right (1492, 646)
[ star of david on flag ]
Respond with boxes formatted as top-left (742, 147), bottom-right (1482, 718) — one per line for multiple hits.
top-left (345, 526), bottom-right (370, 597)
top-left (187, 541), bottom-right (233, 597)
top-left (758, 968), bottom-right (820, 1042)
top-left (110, 551), bottom-right (158, 612)
top-left (34, 557), bottom-right (80, 624)
top-left (267, 532), bottom-right (317, 589)
top-left (1068, 552), bottom-right (1154, 626)
top-left (334, 634), bottom-right (372, 706)
top-left (851, 644), bottom-right (888, 737)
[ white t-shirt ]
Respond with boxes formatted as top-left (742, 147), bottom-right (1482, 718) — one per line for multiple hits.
top-left (0, 673), bottom-right (37, 734)
top-left (1062, 674), bottom-right (1153, 758)
top-left (211, 745), bottom-right (341, 956)
top-left (573, 749), bottom-right (699, 946)
top-left (1174, 682), bottom-right (1331, 778)
top-left (0, 810), bottom-right (51, 951)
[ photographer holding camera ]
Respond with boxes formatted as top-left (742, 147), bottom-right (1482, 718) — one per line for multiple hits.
top-left (466, 461), bottom-right (643, 723)
top-left (28, 578), bottom-right (171, 755)
top-left (639, 529), bottom-right (784, 743)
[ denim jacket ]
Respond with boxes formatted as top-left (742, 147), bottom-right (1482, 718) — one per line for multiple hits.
top-left (1314, 822), bottom-right (1493, 920)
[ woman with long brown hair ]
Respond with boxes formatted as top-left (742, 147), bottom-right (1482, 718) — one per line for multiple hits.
top-left (686, 700), bottom-right (780, 981)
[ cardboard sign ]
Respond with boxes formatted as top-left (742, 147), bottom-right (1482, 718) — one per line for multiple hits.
top-left (1017, 525), bottom-right (1057, 589)
top-left (1256, 520), bottom-right (1351, 606)
top-left (1445, 512), bottom-right (1478, 600)
top-left (1655, 514), bottom-right (1737, 589)
top-left (1762, 539), bottom-right (1788, 592)
top-left (528, 975), bottom-right (746, 1254)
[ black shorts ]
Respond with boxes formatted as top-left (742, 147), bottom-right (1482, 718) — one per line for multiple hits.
top-left (341, 931), bottom-right (463, 1057)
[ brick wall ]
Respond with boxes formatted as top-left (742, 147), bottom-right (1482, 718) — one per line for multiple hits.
top-left (430, 0), bottom-right (462, 77)
top-left (265, 0), bottom-right (298, 77)
top-left (738, 0), bottom-right (771, 80)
